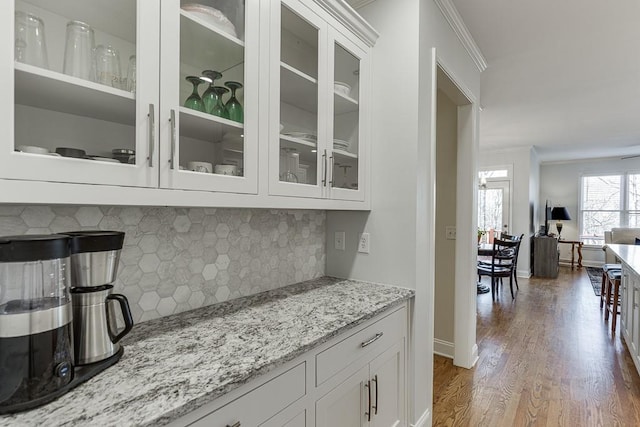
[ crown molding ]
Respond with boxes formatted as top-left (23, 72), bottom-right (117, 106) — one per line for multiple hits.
top-left (346, 0), bottom-right (377, 9)
top-left (433, 0), bottom-right (487, 72)
top-left (314, 0), bottom-right (380, 47)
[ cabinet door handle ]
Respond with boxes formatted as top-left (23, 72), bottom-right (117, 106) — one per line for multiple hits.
top-left (364, 380), bottom-right (371, 422)
top-left (169, 109), bottom-right (176, 169)
top-left (328, 154), bottom-right (335, 187)
top-left (147, 104), bottom-right (155, 167)
top-left (226, 422), bottom-right (240, 427)
top-left (372, 374), bottom-right (378, 415)
top-left (361, 332), bottom-right (383, 348)
top-left (322, 149), bottom-right (327, 186)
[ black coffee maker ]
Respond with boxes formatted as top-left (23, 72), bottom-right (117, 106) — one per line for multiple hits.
top-left (0, 235), bottom-right (75, 413)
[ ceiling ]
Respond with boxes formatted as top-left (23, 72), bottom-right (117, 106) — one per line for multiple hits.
top-left (451, 0), bottom-right (640, 162)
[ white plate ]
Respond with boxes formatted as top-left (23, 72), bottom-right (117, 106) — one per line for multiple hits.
top-left (334, 82), bottom-right (351, 97)
top-left (333, 139), bottom-right (351, 151)
top-left (182, 4), bottom-right (237, 38)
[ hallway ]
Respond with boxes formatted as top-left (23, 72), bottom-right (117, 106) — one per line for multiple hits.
top-left (433, 267), bottom-right (640, 426)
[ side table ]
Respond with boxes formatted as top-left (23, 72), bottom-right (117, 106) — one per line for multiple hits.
top-left (558, 239), bottom-right (583, 269)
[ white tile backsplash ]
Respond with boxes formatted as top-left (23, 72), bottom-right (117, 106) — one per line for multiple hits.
top-left (0, 206), bottom-right (326, 323)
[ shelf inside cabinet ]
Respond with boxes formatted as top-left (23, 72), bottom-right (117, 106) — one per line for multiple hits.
top-left (333, 148), bottom-right (358, 159)
top-left (280, 134), bottom-right (316, 149)
top-left (180, 11), bottom-right (244, 73)
top-left (15, 62), bottom-right (135, 125)
top-left (179, 107), bottom-right (243, 142)
top-left (280, 62), bottom-right (317, 114)
top-left (334, 92), bottom-right (359, 115)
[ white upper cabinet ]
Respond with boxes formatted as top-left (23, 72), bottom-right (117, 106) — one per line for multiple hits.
top-left (158, 0), bottom-right (258, 194)
top-left (269, 0), bottom-right (372, 202)
top-left (0, 0), bottom-right (377, 208)
top-left (0, 0), bottom-right (160, 188)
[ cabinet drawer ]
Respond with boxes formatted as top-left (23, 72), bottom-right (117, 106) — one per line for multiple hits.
top-left (316, 306), bottom-right (406, 386)
top-left (189, 362), bottom-right (306, 427)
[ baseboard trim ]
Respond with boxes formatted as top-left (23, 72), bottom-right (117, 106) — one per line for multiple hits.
top-left (434, 338), bottom-right (454, 359)
top-left (517, 269), bottom-right (532, 278)
top-left (412, 408), bottom-right (431, 427)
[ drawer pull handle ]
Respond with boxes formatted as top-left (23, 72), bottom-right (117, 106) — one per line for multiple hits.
top-left (361, 332), bottom-right (383, 348)
top-left (226, 422), bottom-right (240, 427)
top-left (169, 109), bottom-right (176, 169)
top-left (372, 374), bottom-right (378, 415)
top-left (364, 380), bottom-right (371, 421)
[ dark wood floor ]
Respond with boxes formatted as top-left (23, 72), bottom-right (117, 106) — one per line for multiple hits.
top-left (433, 267), bottom-right (640, 426)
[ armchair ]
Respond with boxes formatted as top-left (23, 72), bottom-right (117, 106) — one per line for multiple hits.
top-left (603, 228), bottom-right (640, 263)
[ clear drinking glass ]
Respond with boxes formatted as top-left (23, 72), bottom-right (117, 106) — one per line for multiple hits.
top-left (95, 45), bottom-right (122, 89)
top-left (126, 55), bottom-right (136, 93)
top-left (14, 11), bottom-right (49, 69)
top-left (63, 21), bottom-right (95, 81)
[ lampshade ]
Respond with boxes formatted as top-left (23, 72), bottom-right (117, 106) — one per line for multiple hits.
top-left (551, 207), bottom-right (571, 221)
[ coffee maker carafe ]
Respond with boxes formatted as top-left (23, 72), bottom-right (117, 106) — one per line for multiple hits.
top-left (65, 231), bottom-right (133, 365)
top-left (0, 235), bottom-right (74, 413)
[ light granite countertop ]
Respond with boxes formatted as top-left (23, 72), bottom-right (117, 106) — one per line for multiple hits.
top-left (606, 244), bottom-right (640, 274)
top-left (0, 277), bottom-right (413, 426)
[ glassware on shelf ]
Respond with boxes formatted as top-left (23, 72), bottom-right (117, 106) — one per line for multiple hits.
top-left (95, 45), bottom-right (122, 89)
top-left (14, 11), bottom-right (49, 69)
top-left (280, 148), bottom-right (299, 183)
top-left (210, 86), bottom-right (229, 119)
top-left (201, 70), bottom-right (222, 114)
top-left (337, 164), bottom-right (352, 188)
top-left (184, 76), bottom-right (206, 112)
top-left (224, 81), bottom-right (243, 123)
top-left (126, 55), bottom-right (136, 93)
top-left (63, 21), bottom-right (95, 81)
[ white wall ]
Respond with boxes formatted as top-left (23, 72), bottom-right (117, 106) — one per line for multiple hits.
top-left (434, 90), bottom-right (457, 355)
top-left (479, 146), bottom-right (537, 276)
top-left (540, 156), bottom-right (640, 266)
top-left (326, 0), bottom-right (481, 423)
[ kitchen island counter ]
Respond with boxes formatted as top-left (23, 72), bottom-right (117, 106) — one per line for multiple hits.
top-left (0, 276), bottom-right (413, 426)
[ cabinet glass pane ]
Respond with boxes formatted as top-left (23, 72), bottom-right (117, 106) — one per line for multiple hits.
top-left (332, 43), bottom-right (359, 190)
top-left (13, 0), bottom-right (137, 164)
top-left (279, 5), bottom-right (318, 186)
top-left (179, 0), bottom-right (246, 177)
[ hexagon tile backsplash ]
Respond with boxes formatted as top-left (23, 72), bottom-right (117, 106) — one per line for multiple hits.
top-left (0, 206), bottom-right (326, 323)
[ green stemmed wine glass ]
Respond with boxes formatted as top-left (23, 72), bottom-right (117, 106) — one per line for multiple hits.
top-left (202, 70), bottom-right (222, 114)
top-left (224, 81), bottom-right (243, 123)
top-left (211, 86), bottom-right (230, 119)
top-left (184, 76), bottom-right (205, 112)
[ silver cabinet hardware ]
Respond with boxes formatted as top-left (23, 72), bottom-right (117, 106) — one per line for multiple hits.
top-left (169, 109), bottom-right (176, 169)
top-left (361, 332), bottom-right (383, 348)
top-left (147, 104), bottom-right (155, 167)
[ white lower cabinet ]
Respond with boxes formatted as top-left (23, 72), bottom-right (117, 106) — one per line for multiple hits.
top-left (170, 304), bottom-right (407, 427)
top-left (316, 340), bottom-right (404, 427)
top-left (621, 264), bottom-right (640, 374)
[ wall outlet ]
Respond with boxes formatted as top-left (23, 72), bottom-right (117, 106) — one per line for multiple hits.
top-left (445, 226), bottom-right (456, 240)
top-left (334, 231), bottom-right (345, 251)
top-left (358, 233), bottom-right (370, 253)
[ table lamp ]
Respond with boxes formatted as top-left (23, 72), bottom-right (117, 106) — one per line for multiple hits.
top-left (551, 207), bottom-right (571, 239)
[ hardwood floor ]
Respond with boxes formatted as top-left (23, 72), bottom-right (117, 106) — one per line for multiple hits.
top-left (432, 267), bottom-right (640, 426)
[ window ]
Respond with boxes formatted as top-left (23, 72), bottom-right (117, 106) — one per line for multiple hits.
top-left (580, 173), bottom-right (640, 241)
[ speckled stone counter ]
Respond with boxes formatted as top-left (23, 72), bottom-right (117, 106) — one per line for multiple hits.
top-left (0, 277), bottom-right (413, 427)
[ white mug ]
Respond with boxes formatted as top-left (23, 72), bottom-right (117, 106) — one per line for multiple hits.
top-left (214, 164), bottom-right (237, 176)
top-left (187, 161), bottom-right (213, 173)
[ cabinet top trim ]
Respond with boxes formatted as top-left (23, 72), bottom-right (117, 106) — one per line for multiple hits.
top-left (313, 0), bottom-right (379, 47)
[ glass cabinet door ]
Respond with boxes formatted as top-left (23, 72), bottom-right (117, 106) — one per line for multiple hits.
top-left (269, 0), bottom-right (327, 199)
top-left (328, 29), bottom-right (368, 202)
top-left (0, 0), bottom-right (160, 187)
top-left (159, 0), bottom-right (257, 194)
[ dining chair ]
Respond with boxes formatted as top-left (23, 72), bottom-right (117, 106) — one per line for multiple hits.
top-left (477, 238), bottom-right (519, 300)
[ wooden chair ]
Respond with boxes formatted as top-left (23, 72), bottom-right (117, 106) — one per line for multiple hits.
top-left (600, 263), bottom-right (621, 310)
top-left (501, 233), bottom-right (524, 289)
top-left (603, 269), bottom-right (622, 333)
top-left (477, 238), bottom-right (519, 300)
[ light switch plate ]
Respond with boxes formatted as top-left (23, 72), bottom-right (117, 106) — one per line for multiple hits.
top-left (334, 231), bottom-right (345, 251)
top-left (358, 233), bottom-right (370, 253)
top-left (445, 226), bottom-right (456, 240)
